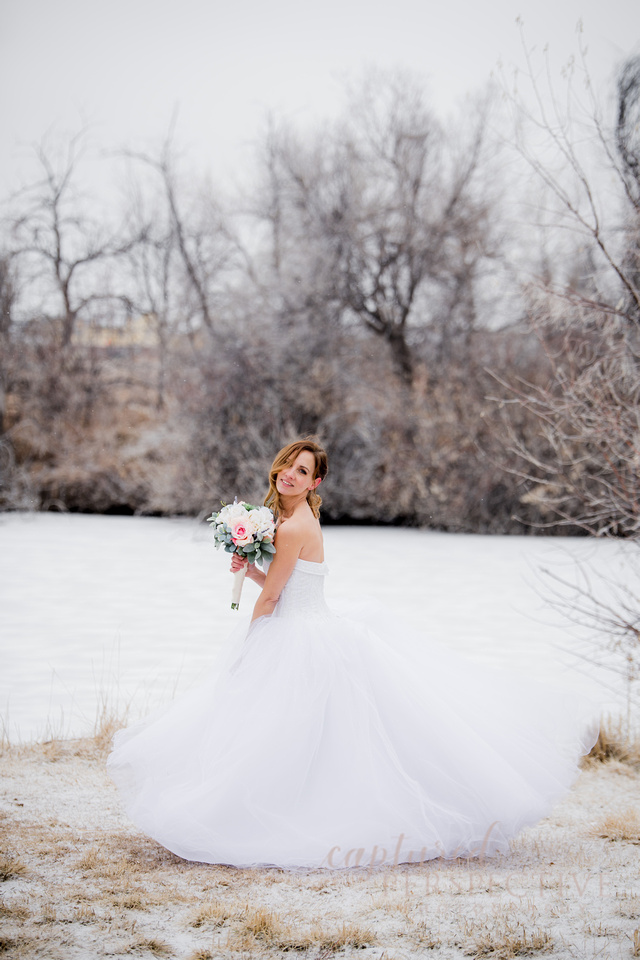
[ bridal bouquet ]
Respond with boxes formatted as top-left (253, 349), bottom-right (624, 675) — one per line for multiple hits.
top-left (206, 501), bottom-right (276, 610)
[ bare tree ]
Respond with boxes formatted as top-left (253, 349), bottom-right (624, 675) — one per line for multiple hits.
top-left (7, 132), bottom-right (142, 348)
top-left (125, 133), bottom-right (234, 344)
top-left (248, 74), bottom-right (501, 384)
top-left (0, 254), bottom-right (15, 436)
top-left (616, 55), bottom-right (640, 318)
top-left (0, 252), bottom-right (27, 509)
top-left (121, 156), bottom-right (180, 410)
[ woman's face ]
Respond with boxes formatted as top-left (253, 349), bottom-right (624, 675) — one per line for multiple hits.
top-left (276, 450), bottom-right (319, 498)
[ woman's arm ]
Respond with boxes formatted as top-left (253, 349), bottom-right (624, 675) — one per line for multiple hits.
top-left (249, 522), bottom-right (304, 622)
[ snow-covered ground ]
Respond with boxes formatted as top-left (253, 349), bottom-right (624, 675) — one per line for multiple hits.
top-left (0, 512), bottom-right (636, 742)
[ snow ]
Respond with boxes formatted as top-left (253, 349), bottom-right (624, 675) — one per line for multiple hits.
top-left (0, 512), bottom-right (635, 742)
top-left (4, 738), bottom-right (639, 959)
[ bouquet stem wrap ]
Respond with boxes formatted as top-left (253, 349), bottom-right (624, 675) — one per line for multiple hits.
top-left (231, 565), bottom-right (247, 610)
top-left (206, 500), bottom-right (276, 611)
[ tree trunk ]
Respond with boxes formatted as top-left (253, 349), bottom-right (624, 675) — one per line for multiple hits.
top-left (387, 326), bottom-right (413, 385)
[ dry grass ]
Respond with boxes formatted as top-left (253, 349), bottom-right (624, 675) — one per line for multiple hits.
top-left (0, 691), bottom-right (129, 763)
top-left (232, 906), bottom-right (288, 946)
top-left (186, 901), bottom-right (234, 928)
top-left (0, 937), bottom-right (37, 958)
top-left (107, 889), bottom-right (150, 911)
top-left (594, 809), bottom-right (640, 843)
top-left (185, 899), bottom-right (378, 950)
top-left (633, 928), bottom-right (640, 958)
top-left (410, 921), bottom-right (441, 949)
top-left (0, 854), bottom-right (28, 881)
top-left (616, 894), bottom-right (640, 920)
top-left (462, 920), bottom-right (554, 958)
top-left (38, 903), bottom-right (59, 925)
top-left (312, 922), bottom-right (377, 950)
top-left (0, 900), bottom-right (30, 921)
top-left (0, 718), bottom-right (10, 756)
top-left (5, 735), bottom-right (102, 765)
top-left (228, 905), bottom-right (377, 952)
top-left (91, 698), bottom-right (129, 758)
top-left (124, 937), bottom-right (172, 956)
top-left (71, 834), bottom-right (186, 881)
top-left (582, 716), bottom-right (640, 769)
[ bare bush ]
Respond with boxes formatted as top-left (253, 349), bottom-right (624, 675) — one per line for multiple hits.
top-left (487, 48), bottom-right (640, 716)
top-left (493, 49), bottom-right (640, 537)
top-left (492, 307), bottom-right (640, 536)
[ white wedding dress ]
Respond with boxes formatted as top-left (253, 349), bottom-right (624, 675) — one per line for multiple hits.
top-left (108, 558), bottom-right (597, 869)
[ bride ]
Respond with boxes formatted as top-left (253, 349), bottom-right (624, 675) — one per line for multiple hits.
top-left (108, 436), bottom-right (597, 869)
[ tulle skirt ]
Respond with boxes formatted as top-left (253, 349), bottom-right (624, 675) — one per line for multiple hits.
top-left (107, 606), bottom-right (598, 869)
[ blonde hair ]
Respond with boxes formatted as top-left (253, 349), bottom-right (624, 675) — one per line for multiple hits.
top-left (264, 436), bottom-right (329, 519)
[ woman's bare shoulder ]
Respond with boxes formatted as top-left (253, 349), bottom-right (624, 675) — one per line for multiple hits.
top-left (281, 509), bottom-right (323, 560)
top-left (286, 508), bottom-right (321, 531)
top-left (277, 510), bottom-right (322, 544)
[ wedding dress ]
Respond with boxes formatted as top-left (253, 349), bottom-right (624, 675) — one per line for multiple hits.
top-left (107, 558), bottom-right (597, 869)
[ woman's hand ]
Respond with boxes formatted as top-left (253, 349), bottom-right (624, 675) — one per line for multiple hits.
top-left (230, 553), bottom-right (248, 573)
top-left (230, 552), bottom-right (266, 588)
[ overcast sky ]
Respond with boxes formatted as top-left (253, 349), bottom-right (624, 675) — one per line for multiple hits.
top-left (1, 0), bottom-right (638, 196)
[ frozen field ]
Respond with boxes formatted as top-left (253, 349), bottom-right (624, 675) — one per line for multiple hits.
top-left (0, 512), bottom-right (636, 742)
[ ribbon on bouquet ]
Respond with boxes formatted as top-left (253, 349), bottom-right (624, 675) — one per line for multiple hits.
top-left (231, 562), bottom-right (247, 610)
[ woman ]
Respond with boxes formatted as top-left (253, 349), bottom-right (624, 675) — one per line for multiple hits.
top-left (108, 436), bottom-right (597, 869)
top-left (229, 437), bottom-right (327, 623)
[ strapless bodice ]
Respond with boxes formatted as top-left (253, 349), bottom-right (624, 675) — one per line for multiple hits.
top-left (272, 557), bottom-right (330, 619)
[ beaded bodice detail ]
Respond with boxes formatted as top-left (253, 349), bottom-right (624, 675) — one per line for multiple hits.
top-left (272, 558), bottom-right (331, 620)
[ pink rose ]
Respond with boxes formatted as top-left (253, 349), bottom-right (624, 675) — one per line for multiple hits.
top-left (230, 519), bottom-right (252, 546)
